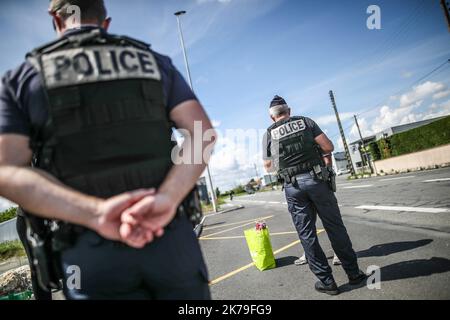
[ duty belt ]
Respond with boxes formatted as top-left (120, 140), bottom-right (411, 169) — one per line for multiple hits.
top-left (278, 163), bottom-right (321, 183)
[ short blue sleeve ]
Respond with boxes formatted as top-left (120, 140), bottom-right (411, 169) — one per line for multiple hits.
top-left (0, 66), bottom-right (31, 136)
top-left (152, 52), bottom-right (197, 112)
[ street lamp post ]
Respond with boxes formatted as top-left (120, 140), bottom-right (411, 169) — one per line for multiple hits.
top-left (174, 10), bottom-right (218, 213)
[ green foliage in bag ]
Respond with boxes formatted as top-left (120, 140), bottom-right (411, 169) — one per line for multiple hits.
top-left (244, 228), bottom-right (276, 271)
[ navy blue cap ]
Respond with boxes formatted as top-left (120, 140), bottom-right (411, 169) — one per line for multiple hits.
top-left (270, 95), bottom-right (287, 108)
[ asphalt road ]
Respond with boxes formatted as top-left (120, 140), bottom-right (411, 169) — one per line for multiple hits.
top-left (200, 167), bottom-right (450, 300)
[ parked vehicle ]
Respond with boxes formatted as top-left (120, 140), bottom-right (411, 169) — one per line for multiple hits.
top-left (336, 169), bottom-right (351, 176)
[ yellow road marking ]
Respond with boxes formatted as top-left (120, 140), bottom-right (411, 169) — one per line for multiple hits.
top-left (201, 236), bottom-right (246, 240)
top-left (203, 216), bottom-right (277, 231)
top-left (209, 229), bottom-right (325, 285)
top-left (209, 263), bottom-right (255, 285)
top-left (270, 231), bottom-right (299, 237)
top-left (200, 231), bottom-right (299, 241)
top-left (200, 215), bottom-right (274, 239)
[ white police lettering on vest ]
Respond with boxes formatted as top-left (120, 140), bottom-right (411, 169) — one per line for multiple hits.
top-left (271, 119), bottom-right (306, 140)
top-left (41, 45), bottom-right (161, 89)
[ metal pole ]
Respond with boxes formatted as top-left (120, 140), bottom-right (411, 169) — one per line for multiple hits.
top-left (175, 12), bottom-right (194, 88)
top-left (440, 0), bottom-right (450, 32)
top-left (329, 91), bottom-right (356, 176)
top-left (174, 11), bottom-right (218, 212)
top-left (354, 115), bottom-right (374, 174)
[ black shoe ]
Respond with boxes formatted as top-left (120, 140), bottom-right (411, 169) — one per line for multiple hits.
top-left (314, 281), bottom-right (340, 295)
top-left (348, 271), bottom-right (368, 285)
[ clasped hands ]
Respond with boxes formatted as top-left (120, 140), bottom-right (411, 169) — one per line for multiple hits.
top-left (90, 189), bottom-right (177, 248)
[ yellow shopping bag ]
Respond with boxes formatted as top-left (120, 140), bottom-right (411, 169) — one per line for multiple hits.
top-left (244, 227), bottom-right (276, 271)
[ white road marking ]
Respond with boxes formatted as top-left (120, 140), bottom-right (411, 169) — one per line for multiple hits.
top-left (337, 183), bottom-right (353, 187)
top-left (343, 185), bottom-right (373, 189)
top-left (355, 205), bottom-right (449, 213)
top-left (234, 199), bottom-right (287, 206)
top-left (423, 178), bottom-right (450, 183)
top-left (380, 176), bottom-right (416, 181)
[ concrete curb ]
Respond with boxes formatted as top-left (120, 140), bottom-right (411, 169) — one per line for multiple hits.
top-left (204, 204), bottom-right (245, 217)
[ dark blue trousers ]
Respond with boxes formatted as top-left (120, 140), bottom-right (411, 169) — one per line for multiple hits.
top-left (284, 173), bottom-right (360, 285)
top-left (60, 215), bottom-right (210, 300)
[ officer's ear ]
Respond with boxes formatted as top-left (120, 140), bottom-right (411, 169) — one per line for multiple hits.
top-left (102, 17), bottom-right (112, 31)
top-left (49, 11), bottom-right (64, 36)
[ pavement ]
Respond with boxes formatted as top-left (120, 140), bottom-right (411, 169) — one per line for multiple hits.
top-left (199, 167), bottom-right (450, 300)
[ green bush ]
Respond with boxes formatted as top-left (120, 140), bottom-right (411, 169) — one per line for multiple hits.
top-left (373, 116), bottom-right (450, 160)
top-left (0, 207), bottom-right (17, 223)
top-left (368, 142), bottom-right (381, 161)
top-left (377, 138), bottom-right (392, 159)
top-left (0, 240), bottom-right (26, 261)
top-left (389, 117), bottom-right (450, 157)
top-left (232, 185), bottom-right (246, 195)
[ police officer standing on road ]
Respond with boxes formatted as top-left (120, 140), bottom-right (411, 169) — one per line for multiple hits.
top-left (263, 96), bottom-right (367, 295)
top-left (0, 0), bottom-right (215, 299)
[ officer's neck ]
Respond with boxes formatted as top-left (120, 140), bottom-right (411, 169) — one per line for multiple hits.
top-left (274, 115), bottom-right (290, 123)
top-left (59, 23), bottom-right (103, 37)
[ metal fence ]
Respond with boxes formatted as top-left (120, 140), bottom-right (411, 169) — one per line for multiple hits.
top-left (0, 218), bottom-right (19, 243)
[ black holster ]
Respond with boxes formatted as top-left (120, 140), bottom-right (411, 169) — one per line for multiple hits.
top-left (319, 166), bottom-right (337, 192)
top-left (180, 187), bottom-right (203, 227)
top-left (23, 213), bottom-right (63, 292)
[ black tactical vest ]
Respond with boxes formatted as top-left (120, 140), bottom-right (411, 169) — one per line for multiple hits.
top-left (27, 29), bottom-right (175, 198)
top-left (268, 116), bottom-right (323, 174)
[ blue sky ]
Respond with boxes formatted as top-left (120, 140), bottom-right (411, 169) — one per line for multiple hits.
top-left (1, 0), bottom-right (449, 191)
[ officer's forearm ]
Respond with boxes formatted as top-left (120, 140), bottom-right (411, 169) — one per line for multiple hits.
top-left (159, 126), bottom-right (216, 206)
top-left (166, 100), bottom-right (217, 206)
top-left (158, 163), bottom-right (208, 206)
top-left (322, 155), bottom-right (333, 167)
top-left (160, 129), bottom-right (217, 205)
top-left (315, 134), bottom-right (334, 155)
top-left (0, 165), bottom-right (100, 228)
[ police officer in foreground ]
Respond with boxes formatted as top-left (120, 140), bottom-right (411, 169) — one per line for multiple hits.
top-left (263, 96), bottom-right (367, 295)
top-left (0, 0), bottom-right (214, 299)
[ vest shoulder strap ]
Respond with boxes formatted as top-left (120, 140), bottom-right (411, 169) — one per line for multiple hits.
top-left (26, 30), bottom-right (154, 79)
top-left (27, 29), bottom-right (152, 59)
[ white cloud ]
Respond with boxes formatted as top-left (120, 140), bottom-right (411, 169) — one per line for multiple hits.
top-left (283, 35), bottom-right (450, 113)
top-left (335, 81), bottom-right (450, 150)
top-left (370, 81), bottom-right (449, 133)
top-left (433, 89), bottom-right (450, 101)
top-left (207, 129), bottom-right (267, 190)
top-left (370, 104), bottom-right (420, 134)
top-left (349, 117), bottom-right (373, 142)
top-left (421, 99), bottom-right (450, 120)
top-left (341, 98), bottom-right (450, 149)
top-left (399, 81), bottom-right (446, 108)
